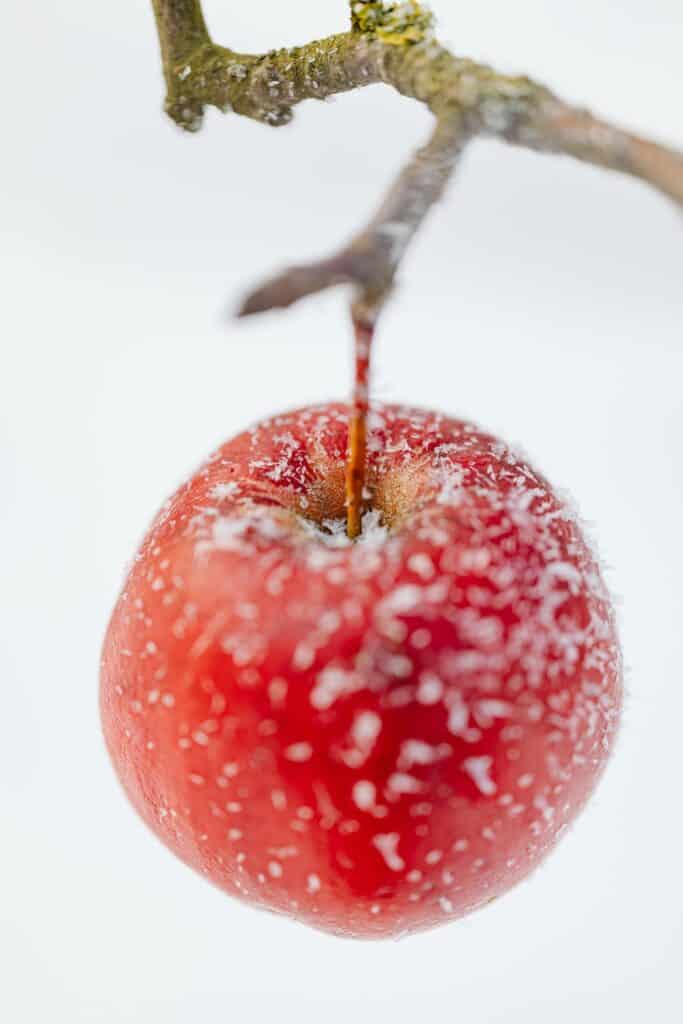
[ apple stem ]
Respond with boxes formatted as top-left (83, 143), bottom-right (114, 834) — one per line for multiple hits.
top-left (346, 303), bottom-right (376, 540)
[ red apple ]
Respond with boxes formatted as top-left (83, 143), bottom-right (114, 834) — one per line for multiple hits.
top-left (100, 403), bottom-right (622, 938)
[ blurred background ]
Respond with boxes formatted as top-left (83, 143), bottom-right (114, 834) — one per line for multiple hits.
top-left (1, 2), bottom-right (681, 1021)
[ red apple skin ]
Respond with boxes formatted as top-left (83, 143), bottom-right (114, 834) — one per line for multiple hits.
top-left (100, 403), bottom-right (622, 939)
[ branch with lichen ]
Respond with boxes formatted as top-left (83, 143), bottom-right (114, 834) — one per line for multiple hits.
top-left (149, 0), bottom-right (682, 536)
top-left (151, 0), bottom-right (682, 312)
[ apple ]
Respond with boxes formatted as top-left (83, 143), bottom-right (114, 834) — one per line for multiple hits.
top-left (100, 402), bottom-right (622, 938)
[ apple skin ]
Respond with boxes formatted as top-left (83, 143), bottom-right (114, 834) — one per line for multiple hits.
top-left (100, 403), bottom-right (622, 939)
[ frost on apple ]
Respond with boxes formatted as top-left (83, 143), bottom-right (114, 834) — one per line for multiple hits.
top-left (101, 402), bottom-right (622, 939)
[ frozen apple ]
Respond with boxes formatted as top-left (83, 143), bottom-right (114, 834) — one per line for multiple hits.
top-left (100, 403), bottom-right (622, 938)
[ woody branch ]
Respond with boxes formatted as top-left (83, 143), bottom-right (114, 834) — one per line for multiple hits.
top-left (149, 1), bottom-right (682, 537)
top-left (150, 0), bottom-right (682, 318)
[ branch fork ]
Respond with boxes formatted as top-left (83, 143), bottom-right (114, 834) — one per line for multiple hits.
top-left (150, 1), bottom-right (682, 536)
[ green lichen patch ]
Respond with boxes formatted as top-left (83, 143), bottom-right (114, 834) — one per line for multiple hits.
top-left (351, 1), bottom-right (434, 46)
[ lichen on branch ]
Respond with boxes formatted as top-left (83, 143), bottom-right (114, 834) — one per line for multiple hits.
top-left (350, 1), bottom-right (435, 45)
top-left (150, 0), bottom-right (682, 309)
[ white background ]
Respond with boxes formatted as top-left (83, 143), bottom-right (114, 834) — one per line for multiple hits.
top-left (2, 2), bottom-right (682, 1021)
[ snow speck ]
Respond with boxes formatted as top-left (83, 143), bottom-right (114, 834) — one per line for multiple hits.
top-left (387, 773), bottom-right (423, 796)
top-left (351, 711), bottom-right (382, 750)
top-left (352, 780), bottom-right (377, 812)
top-left (400, 739), bottom-right (451, 769)
top-left (311, 667), bottom-right (362, 711)
top-left (417, 672), bottom-right (444, 705)
top-left (372, 833), bottom-right (405, 872)
top-left (462, 756), bottom-right (497, 796)
top-left (284, 742), bottom-right (313, 762)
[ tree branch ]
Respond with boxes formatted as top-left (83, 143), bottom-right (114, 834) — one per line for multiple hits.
top-left (148, 2), bottom-right (681, 311)
top-left (149, 2), bottom-right (681, 539)
top-left (518, 101), bottom-right (683, 206)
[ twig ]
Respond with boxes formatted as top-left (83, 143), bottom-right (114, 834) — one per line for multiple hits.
top-left (238, 113), bottom-right (468, 316)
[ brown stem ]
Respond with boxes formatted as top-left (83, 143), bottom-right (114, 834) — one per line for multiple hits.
top-left (346, 296), bottom-right (382, 539)
top-left (346, 410), bottom-right (367, 540)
